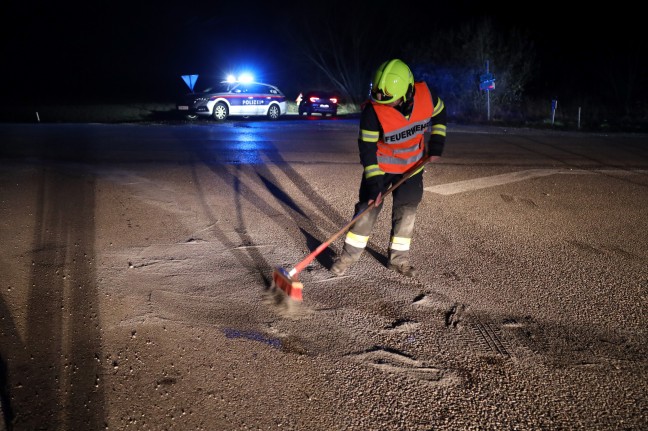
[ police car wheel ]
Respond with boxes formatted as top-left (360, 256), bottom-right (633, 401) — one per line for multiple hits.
top-left (212, 102), bottom-right (228, 121)
top-left (267, 104), bottom-right (281, 120)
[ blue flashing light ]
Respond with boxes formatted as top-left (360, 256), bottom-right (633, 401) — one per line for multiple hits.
top-left (225, 72), bottom-right (255, 83)
top-left (238, 73), bottom-right (254, 83)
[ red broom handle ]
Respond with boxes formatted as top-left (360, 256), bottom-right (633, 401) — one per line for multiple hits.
top-left (289, 155), bottom-right (435, 277)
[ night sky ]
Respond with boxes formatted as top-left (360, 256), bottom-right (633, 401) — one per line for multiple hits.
top-left (1, 1), bottom-right (645, 107)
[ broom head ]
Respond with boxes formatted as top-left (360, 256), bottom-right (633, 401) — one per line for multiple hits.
top-left (272, 267), bottom-right (303, 301)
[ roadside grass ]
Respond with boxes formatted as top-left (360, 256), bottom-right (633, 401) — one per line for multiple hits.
top-left (1, 101), bottom-right (646, 133)
top-left (0, 102), bottom-right (180, 123)
top-left (0, 101), bottom-right (360, 124)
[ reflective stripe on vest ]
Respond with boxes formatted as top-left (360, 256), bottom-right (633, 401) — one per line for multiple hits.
top-left (372, 82), bottom-right (434, 174)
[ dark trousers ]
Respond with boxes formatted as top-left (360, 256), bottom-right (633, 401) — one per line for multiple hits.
top-left (343, 171), bottom-right (424, 263)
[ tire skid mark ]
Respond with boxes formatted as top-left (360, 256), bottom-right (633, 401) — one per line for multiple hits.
top-left (382, 319), bottom-right (420, 333)
top-left (568, 240), bottom-right (604, 255)
top-left (500, 193), bottom-right (514, 203)
top-left (499, 194), bottom-right (537, 208)
top-left (600, 245), bottom-right (642, 261)
top-left (521, 198), bottom-right (538, 208)
top-left (470, 320), bottom-right (511, 357)
top-left (347, 347), bottom-right (459, 386)
top-left (232, 244), bottom-right (274, 250)
top-left (411, 293), bottom-right (443, 308)
top-left (501, 318), bottom-right (525, 329)
top-left (502, 316), bottom-right (648, 367)
top-left (569, 240), bottom-right (644, 261)
top-left (127, 258), bottom-right (186, 269)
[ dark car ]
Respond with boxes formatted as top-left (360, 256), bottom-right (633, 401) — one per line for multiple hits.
top-left (297, 91), bottom-right (338, 117)
top-left (177, 80), bottom-right (287, 121)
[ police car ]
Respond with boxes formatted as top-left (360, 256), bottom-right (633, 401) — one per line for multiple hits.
top-left (177, 80), bottom-right (287, 121)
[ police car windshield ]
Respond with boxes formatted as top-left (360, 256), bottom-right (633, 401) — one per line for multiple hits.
top-left (201, 82), bottom-right (233, 93)
top-left (198, 81), bottom-right (283, 96)
top-left (231, 83), bottom-right (267, 94)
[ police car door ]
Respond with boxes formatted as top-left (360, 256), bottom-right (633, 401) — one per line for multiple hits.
top-left (233, 83), bottom-right (258, 116)
top-left (228, 84), bottom-right (246, 116)
top-left (247, 83), bottom-right (269, 115)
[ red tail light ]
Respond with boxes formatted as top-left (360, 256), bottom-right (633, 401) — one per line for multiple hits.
top-left (309, 97), bottom-right (319, 102)
top-left (330, 98), bottom-right (338, 104)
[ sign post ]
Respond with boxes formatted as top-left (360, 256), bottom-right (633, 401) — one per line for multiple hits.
top-left (479, 61), bottom-right (495, 121)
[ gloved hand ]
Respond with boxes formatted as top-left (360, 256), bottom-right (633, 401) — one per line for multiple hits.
top-left (426, 136), bottom-right (445, 157)
top-left (364, 176), bottom-right (384, 206)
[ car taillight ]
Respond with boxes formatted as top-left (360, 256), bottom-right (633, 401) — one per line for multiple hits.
top-left (330, 98), bottom-right (338, 104)
top-left (309, 97), bottom-right (319, 102)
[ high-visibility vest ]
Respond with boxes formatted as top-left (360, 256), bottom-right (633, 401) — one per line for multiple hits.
top-left (371, 82), bottom-right (433, 174)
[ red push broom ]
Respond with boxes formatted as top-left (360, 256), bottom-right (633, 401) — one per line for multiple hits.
top-left (272, 155), bottom-right (436, 301)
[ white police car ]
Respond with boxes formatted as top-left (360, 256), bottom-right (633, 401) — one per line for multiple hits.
top-left (177, 80), bottom-right (287, 121)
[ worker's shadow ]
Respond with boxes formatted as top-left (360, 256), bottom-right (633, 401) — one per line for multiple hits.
top-left (364, 247), bottom-right (389, 267)
top-left (298, 227), bottom-right (336, 270)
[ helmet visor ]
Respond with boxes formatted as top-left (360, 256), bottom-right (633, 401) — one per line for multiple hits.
top-left (371, 87), bottom-right (395, 103)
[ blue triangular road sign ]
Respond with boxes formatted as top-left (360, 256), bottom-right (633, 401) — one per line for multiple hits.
top-left (181, 74), bottom-right (199, 92)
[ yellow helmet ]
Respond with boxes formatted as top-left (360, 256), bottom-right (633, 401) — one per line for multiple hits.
top-left (370, 59), bottom-right (414, 104)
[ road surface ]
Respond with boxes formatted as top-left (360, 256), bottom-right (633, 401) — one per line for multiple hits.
top-left (1, 119), bottom-right (647, 430)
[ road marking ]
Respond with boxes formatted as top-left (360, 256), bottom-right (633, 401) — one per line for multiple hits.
top-left (426, 168), bottom-right (647, 195)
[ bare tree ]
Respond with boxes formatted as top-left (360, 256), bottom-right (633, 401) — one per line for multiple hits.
top-left (283, 9), bottom-right (537, 122)
top-left (281, 2), bottom-right (405, 106)
top-left (405, 18), bottom-right (536, 122)
top-left (604, 39), bottom-right (648, 121)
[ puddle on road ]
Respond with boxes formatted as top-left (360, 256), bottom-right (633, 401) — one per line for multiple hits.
top-left (222, 327), bottom-right (282, 349)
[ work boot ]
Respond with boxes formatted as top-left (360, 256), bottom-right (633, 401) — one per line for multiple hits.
top-left (388, 250), bottom-right (417, 277)
top-left (387, 262), bottom-right (418, 277)
top-left (330, 247), bottom-right (362, 276)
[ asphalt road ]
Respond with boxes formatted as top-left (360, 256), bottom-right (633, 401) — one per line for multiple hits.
top-left (1, 119), bottom-right (647, 430)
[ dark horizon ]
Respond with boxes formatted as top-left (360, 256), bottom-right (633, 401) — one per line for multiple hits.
top-left (1, 1), bottom-right (645, 113)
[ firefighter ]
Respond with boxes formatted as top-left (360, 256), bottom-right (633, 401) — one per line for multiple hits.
top-left (331, 58), bottom-right (447, 277)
